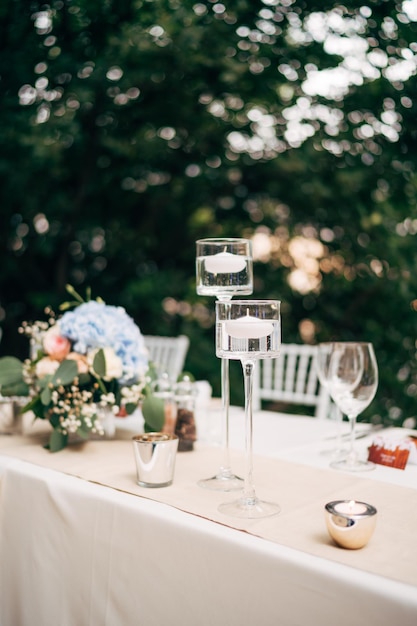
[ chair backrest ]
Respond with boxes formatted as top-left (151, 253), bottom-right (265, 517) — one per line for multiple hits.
top-left (144, 335), bottom-right (190, 382)
top-left (252, 343), bottom-right (331, 419)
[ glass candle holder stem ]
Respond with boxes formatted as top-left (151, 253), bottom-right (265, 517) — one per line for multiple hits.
top-left (219, 356), bottom-right (233, 478)
top-left (242, 359), bottom-right (256, 505)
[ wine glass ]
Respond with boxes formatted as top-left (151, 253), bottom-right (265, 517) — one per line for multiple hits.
top-left (326, 342), bottom-right (378, 472)
top-left (216, 299), bottom-right (281, 518)
top-left (196, 238), bottom-right (253, 491)
top-left (316, 343), bottom-right (347, 459)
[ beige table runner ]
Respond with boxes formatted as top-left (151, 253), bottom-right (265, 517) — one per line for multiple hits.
top-left (1, 432), bottom-right (416, 588)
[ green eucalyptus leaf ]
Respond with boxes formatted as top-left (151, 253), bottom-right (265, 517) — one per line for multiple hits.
top-left (92, 349), bottom-right (106, 378)
top-left (141, 395), bottom-right (165, 432)
top-left (78, 372), bottom-right (91, 386)
top-left (41, 386), bottom-right (52, 405)
top-left (124, 402), bottom-right (138, 415)
top-left (24, 396), bottom-right (46, 419)
top-left (0, 357), bottom-right (25, 387)
top-left (1, 381), bottom-right (30, 397)
top-left (48, 429), bottom-right (67, 453)
top-left (49, 412), bottom-right (61, 429)
top-left (51, 359), bottom-right (78, 387)
top-left (36, 374), bottom-right (50, 388)
top-left (76, 426), bottom-right (90, 440)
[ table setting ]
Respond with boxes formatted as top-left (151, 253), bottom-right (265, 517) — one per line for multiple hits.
top-left (1, 239), bottom-right (417, 626)
top-left (1, 415), bottom-right (417, 626)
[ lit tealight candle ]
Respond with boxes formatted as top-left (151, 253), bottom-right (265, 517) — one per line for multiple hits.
top-left (334, 500), bottom-right (368, 515)
top-left (225, 312), bottom-right (274, 340)
top-left (324, 500), bottom-right (377, 550)
top-left (204, 251), bottom-right (247, 274)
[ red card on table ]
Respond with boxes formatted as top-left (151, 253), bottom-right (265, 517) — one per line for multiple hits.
top-left (368, 437), bottom-right (412, 470)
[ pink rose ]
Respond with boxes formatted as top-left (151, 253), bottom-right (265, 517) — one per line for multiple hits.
top-left (35, 356), bottom-right (60, 379)
top-left (66, 352), bottom-right (89, 374)
top-left (42, 326), bottom-right (71, 361)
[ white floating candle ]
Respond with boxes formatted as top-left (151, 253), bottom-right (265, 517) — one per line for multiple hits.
top-left (334, 500), bottom-right (368, 515)
top-left (225, 313), bottom-right (274, 340)
top-left (204, 252), bottom-right (247, 274)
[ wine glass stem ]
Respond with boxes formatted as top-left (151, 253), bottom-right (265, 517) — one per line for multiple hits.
top-left (219, 357), bottom-right (232, 477)
top-left (242, 359), bottom-right (256, 504)
top-left (347, 415), bottom-right (358, 464)
top-left (334, 406), bottom-right (344, 453)
top-left (326, 404), bottom-right (345, 453)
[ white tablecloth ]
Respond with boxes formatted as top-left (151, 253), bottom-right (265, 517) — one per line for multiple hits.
top-left (1, 407), bottom-right (416, 626)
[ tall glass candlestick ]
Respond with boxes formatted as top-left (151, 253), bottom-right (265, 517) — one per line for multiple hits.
top-left (216, 300), bottom-right (281, 518)
top-left (196, 238), bottom-right (253, 491)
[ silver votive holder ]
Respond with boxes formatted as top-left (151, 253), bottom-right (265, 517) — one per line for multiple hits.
top-left (132, 433), bottom-right (179, 488)
top-left (325, 500), bottom-right (377, 550)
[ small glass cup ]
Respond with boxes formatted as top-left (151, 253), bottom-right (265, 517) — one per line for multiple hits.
top-left (132, 433), bottom-right (179, 487)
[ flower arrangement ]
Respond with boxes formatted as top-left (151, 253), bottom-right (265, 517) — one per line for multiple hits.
top-left (0, 286), bottom-right (164, 452)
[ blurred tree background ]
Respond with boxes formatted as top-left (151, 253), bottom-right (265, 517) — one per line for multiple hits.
top-left (1, 0), bottom-right (416, 424)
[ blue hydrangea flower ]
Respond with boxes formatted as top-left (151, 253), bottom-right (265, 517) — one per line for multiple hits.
top-left (58, 301), bottom-right (148, 384)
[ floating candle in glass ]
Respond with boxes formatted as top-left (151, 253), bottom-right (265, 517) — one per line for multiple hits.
top-left (204, 251), bottom-right (247, 274)
top-left (225, 313), bottom-right (274, 340)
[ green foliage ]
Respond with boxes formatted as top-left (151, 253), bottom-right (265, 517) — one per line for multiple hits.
top-left (92, 350), bottom-right (106, 380)
top-left (142, 395), bottom-right (165, 432)
top-left (0, 357), bottom-right (29, 396)
top-left (48, 429), bottom-right (68, 454)
top-left (52, 360), bottom-right (79, 387)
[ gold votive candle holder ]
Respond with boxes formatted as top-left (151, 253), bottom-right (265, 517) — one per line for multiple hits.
top-left (324, 500), bottom-right (377, 549)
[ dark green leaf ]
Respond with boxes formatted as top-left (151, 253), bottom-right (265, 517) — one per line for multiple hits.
top-left (37, 375), bottom-right (53, 389)
top-left (49, 412), bottom-right (61, 429)
top-left (52, 360), bottom-right (78, 387)
top-left (1, 381), bottom-right (30, 396)
top-left (124, 402), bottom-right (138, 415)
top-left (0, 357), bottom-right (25, 387)
top-left (92, 349), bottom-right (106, 378)
top-left (78, 372), bottom-right (92, 386)
top-left (40, 386), bottom-right (52, 405)
top-left (76, 426), bottom-right (90, 440)
top-left (48, 429), bottom-right (67, 453)
top-left (24, 396), bottom-right (46, 419)
top-left (141, 395), bottom-right (165, 432)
